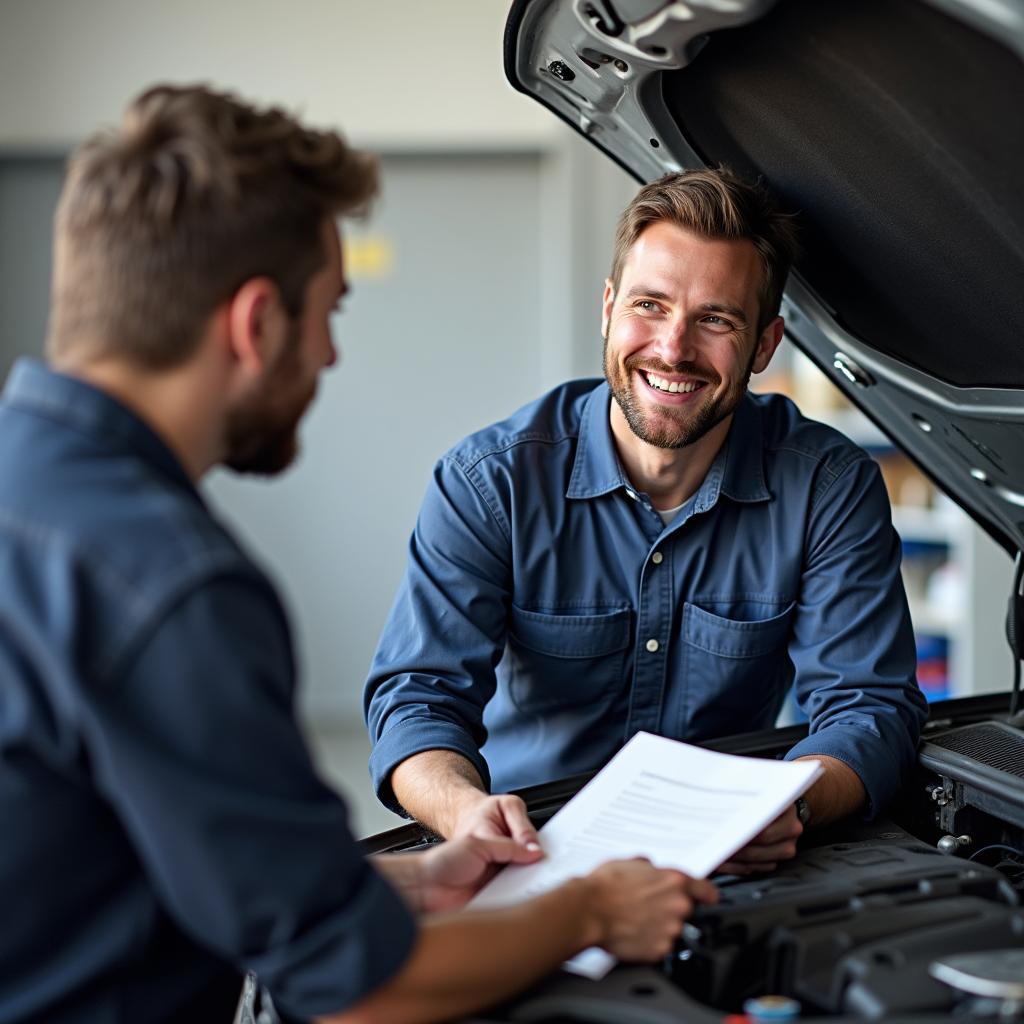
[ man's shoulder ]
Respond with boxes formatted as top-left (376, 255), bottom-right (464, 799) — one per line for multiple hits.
top-left (0, 430), bottom-right (266, 619)
top-left (444, 378), bottom-right (603, 471)
top-left (0, 372), bottom-right (256, 589)
top-left (0, 455), bottom-right (273, 693)
top-left (751, 391), bottom-right (872, 476)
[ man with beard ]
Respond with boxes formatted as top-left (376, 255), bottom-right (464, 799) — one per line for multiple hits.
top-left (0, 87), bottom-right (718, 1024)
top-left (366, 169), bottom-right (928, 873)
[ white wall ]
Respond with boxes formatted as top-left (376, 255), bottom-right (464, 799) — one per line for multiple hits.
top-left (0, 0), bottom-right (556, 149)
top-left (205, 153), bottom-right (552, 721)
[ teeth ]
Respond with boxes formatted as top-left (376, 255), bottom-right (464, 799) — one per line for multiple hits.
top-left (646, 373), bottom-right (699, 394)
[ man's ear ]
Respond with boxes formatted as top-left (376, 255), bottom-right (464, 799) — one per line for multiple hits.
top-left (224, 277), bottom-right (287, 377)
top-left (751, 316), bottom-right (785, 375)
top-left (601, 279), bottom-right (615, 338)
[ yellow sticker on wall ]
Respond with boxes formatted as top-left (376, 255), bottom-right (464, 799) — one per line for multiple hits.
top-left (343, 236), bottom-right (395, 280)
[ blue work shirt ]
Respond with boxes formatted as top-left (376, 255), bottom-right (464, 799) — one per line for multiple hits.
top-left (366, 379), bottom-right (927, 817)
top-left (0, 361), bottom-right (415, 1024)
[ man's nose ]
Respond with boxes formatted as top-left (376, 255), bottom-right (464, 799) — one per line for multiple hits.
top-left (654, 318), bottom-right (697, 367)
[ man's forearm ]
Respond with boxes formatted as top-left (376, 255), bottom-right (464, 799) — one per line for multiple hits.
top-left (390, 749), bottom-right (489, 837)
top-left (316, 859), bottom-right (715, 1024)
top-left (317, 878), bottom-right (598, 1024)
top-left (797, 754), bottom-right (866, 826)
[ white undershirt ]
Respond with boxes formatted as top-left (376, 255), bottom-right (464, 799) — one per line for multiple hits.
top-left (656, 500), bottom-right (688, 526)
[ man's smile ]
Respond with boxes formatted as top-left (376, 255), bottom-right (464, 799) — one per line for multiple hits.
top-left (639, 369), bottom-right (709, 399)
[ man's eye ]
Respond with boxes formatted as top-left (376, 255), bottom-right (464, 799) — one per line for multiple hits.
top-left (702, 315), bottom-right (732, 328)
top-left (637, 300), bottom-right (659, 312)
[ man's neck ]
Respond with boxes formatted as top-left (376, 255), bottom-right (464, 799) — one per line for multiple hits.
top-left (53, 353), bottom-right (224, 483)
top-left (609, 402), bottom-right (733, 512)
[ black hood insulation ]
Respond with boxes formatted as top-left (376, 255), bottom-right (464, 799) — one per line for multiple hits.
top-left (662, 0), bottom-right (1024, 389)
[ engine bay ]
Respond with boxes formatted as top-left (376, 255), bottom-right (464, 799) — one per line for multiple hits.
top-left (482, 713), bottom-right (1024, 1022)
top-left (672, 719), bottom-right (1024, 1020)
top-left (364, 703), bottom-right (1024, 1022)
top-left (674, 818), bottom-right (1024, 1019)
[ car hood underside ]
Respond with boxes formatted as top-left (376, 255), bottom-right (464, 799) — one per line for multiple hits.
top-left (504, 0), bottom-right (1024, 555)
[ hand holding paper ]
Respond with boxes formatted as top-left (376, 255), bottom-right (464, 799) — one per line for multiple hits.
top-left (576, 859), bottom-right (718, 963)
top-left (469, 732), bottom-right (823, 978)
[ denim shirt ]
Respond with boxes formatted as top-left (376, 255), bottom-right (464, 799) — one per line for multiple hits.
top-left (366, 379), bottom-right (927, 817)
top-left (0, 361), bottom-right (415, 1024)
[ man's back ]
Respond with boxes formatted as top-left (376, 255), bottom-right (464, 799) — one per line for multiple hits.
top-left (0, 361), bottom-right (255, 1021)
top-left (0, 361), bottom-right (415, 1023)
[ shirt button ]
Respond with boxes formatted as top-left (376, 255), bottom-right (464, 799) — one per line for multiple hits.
top-left (651, 551), bottom-right (663, 565)
top-left (626, 489), bottom-right (637, 500)
top-left (645, 638), bottom-right (660, 653)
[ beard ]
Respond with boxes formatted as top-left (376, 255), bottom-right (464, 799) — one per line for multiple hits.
top-left (223, 393), bottom-right (311, 475)
top-left (603, 336), bottom-right (756, 450)
top-left (224, 325), bottom-right (316, 476)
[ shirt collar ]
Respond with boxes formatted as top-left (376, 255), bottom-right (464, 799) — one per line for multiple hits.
top-left (718, 392), bottom-right (771, 504)
top-left (566, 382), bottom-right (629, 499)
top-left (3, 358), bottom-right (202, 502)
top-left (566, 381), bottom-right (770, 505)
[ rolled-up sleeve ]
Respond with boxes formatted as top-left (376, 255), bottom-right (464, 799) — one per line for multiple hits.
top-left (81, 570), bottom-right (417, 1021)
top-left (365, 455), bottom-right (512, 812)
top-left (783, 455), bottom-right (928, 816)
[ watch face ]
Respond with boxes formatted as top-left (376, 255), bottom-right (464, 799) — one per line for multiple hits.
top-left (796, 797), bottom-right (811, 825)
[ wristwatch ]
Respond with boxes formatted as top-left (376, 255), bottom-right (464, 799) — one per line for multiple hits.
top-left (795, 796), bottom-right (812, 826)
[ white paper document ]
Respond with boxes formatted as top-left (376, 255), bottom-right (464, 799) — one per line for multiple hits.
top-left (469, 731), bottom-right (822, 978)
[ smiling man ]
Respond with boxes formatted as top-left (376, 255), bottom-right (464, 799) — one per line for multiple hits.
top-left (365, 169), bottom-right (928, 872)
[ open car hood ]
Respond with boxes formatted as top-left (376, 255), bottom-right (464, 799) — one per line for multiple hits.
top-left (504, 0), bottom-right (1024, 555)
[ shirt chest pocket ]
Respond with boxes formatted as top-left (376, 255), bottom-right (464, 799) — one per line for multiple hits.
top-left (505, 605), bottom-right (632, 713)
top-left (680, 601), bottom-right (796, 735)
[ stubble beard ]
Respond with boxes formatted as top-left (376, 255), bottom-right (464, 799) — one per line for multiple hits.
top-left (224, 323), bottom-right (315, 476)
top-left (603, 334), bottom-right (755, 450)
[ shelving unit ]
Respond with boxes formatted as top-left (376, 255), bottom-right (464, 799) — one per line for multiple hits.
top-left (755, 346), bottom-right (1013, 702)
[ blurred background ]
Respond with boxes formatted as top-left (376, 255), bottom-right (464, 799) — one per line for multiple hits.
top-left (0, 0), bottom-right (1010, 836)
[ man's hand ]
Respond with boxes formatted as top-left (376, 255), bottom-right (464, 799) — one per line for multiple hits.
top-left (373, 834), bottom-right (544, 915)
top-left (391, 750), bottom-right (542, 848)
top-left (449, 791), bottom-right (540, 847)
top-left (716, 756), bottom-right (868, 875)
top-left (715, 804), bottom-right (802, 875)
top-left (416, 834), bottom-right (544, 913)
top-left (583, 859), bottom-right (719, 961)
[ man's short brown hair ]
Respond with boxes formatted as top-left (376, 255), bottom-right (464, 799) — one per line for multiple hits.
top-left (610, 168), bottom-right (798, 332)
top-left (47, 84), bottom-right (378, 369)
